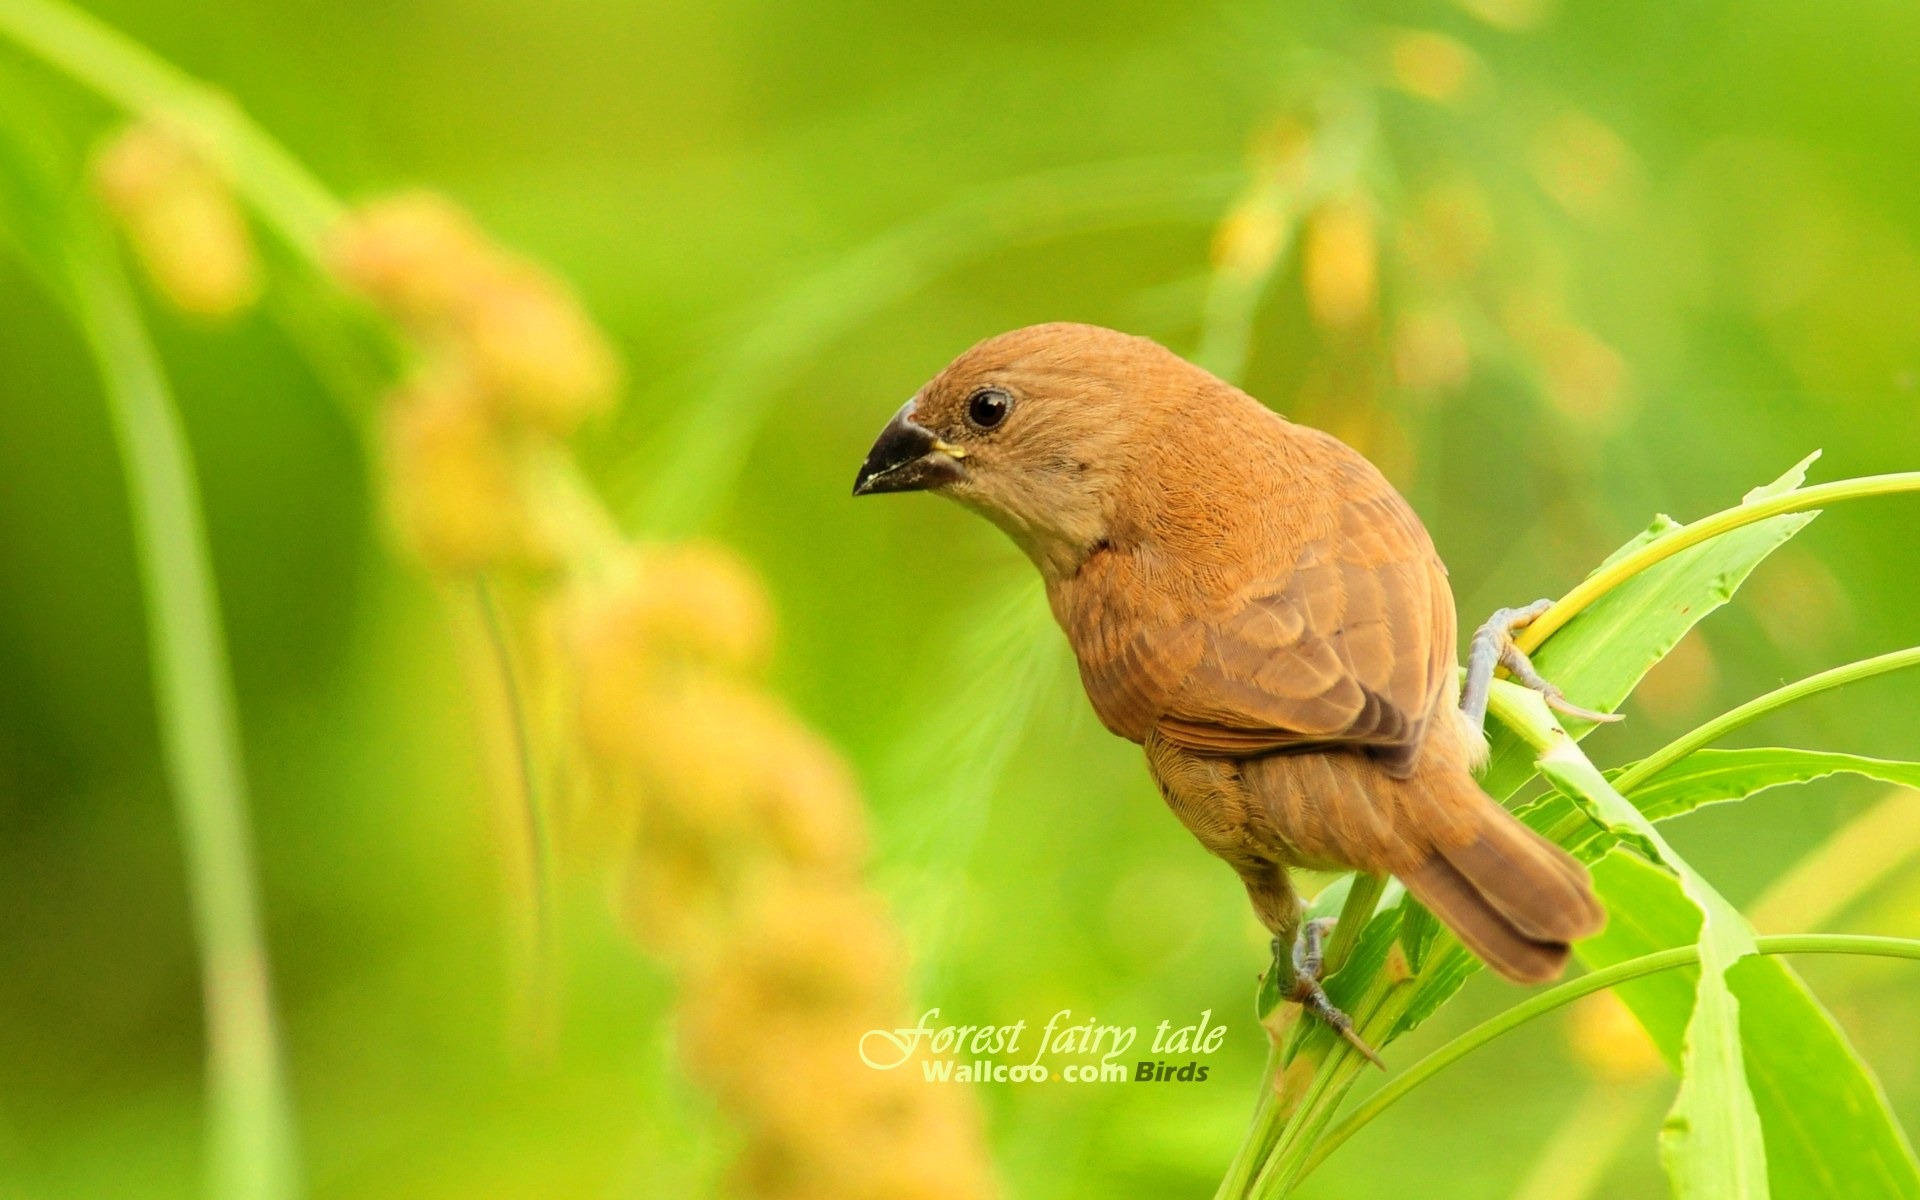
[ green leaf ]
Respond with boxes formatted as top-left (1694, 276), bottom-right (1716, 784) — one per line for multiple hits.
top-left (1481, 458), bottom-right (1819, 798)
top-left (1399, 461), bottom-right (1824, 1038)
top-left (1615, 647), bottom-right (1920, 796)
top-left (1585, 853), bottom-right (1920, 1200)
top-left (1306, 933), bottom-right (1920, 1186)
top-left (1525, 712), bottom-right (1770, 1200)
top-left (1627, 748), bottom-right (1920, 826)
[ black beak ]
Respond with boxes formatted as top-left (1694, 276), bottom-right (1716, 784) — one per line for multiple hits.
top-left (852, 402), bottom-right (966, 496)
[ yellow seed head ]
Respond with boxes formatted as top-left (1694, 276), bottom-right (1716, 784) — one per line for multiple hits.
top-left (1392, 310), bottom-right (1472, 392)
top-left (92, 121), bottom-right (259, 318)
top-left (582, 670), bottom-right (867, 872)
top-left (331, 193), bottom-right (621, 434)
top-left (677, 879), bottom-right (905, 1097)
top-left (457, 266), bottom-right (622, 434)
top-left (1568, 991), bottom-right (1665, 1082)
top-left (1385, 30), bottom-right (1483, 104)
top-left (327, 192), bottom-right (494, 325)
top-left (382, 374), bottom-right (549, 572)
top-left (613, 824), bottom-right (724, 959)
top-left (632, 542), bottom-right (777, 673)
top-left (1302, 199), bottom-right (1379, 331)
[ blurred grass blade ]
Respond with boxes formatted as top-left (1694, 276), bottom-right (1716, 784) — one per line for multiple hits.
top-left (1583, 853), bottom-right (1920, 1199)
top-left (65, 222), bottom-right (300, 1196)
top-left (1494, 684), bottom-right (1770, 1200)
top-left (876, 578), bottom-right (1071, 989)
top-left (1623, 748), bottom-right (1920, 826)
top-left (1750, 789), bottom-right (1920, 935)
top-left (0, 0), bottom-right (344, 246)
top-left (628, 157), bottom-right (1239, 535)
top-left (1301, 931), bottom-right (1920, 1182)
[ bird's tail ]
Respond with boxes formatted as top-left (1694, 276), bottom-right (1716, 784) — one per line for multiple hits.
top-left (1402, 782), bottom-right (1606, 984)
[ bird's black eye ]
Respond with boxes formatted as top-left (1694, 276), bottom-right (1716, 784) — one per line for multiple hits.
top-left (966, 388), bottom-right (1011, 430)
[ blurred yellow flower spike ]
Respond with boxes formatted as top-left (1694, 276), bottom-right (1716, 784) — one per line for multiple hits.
top-left (1392, 309), bottom-right (1472, 393)
top-left (326, 192), bottom-right (492, 323)
top-left (1303, 197), bottom-right (1379, 332)
top-left (1569, 991), bottom-right (1666, 1083)
top-left (559, 542), bottom-right (997, 1198)
top-left (381, 372), bottom-right (553, 573)
top-left (1531, 111), bottom-right (1642, 222)
top-left (678, 881), bottom-right (996, 1200)
top-left (1383, 29), bottom-right (1484, 105)
top-left (330, 191), bottom-right (621, 435)
top-left (91, 119), bottom-right (259, 317)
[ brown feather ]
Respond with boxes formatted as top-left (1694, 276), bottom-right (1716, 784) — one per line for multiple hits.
top-left (893, 323), bottom-right (1606, 986)
top-left (1401, 855), bottom-right (1572, 985)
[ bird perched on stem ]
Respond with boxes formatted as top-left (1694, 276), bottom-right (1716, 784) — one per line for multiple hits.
top-left (854, 323), bottom-right (1609, 1056)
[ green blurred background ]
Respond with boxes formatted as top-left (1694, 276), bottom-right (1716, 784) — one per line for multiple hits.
top-left (1, 0), bottom-right (1918, 1196)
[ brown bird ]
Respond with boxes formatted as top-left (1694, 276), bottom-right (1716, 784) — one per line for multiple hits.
top-left (854, 323), bottom-right (1608, 1046)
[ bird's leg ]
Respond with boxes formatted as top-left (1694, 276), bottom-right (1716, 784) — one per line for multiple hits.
top-left (1271, 916), bottom-right (1385, 1069)
top-left (1460, 598), bottom-right (1625, 738)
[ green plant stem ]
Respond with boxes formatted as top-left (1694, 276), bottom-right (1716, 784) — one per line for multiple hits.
top-left (0, 0), bottom-right (577, 1065)
top-left (1516, 474), bottom-right (1920, 654)
top-left (1297, 934), bottom-right (1920, 1181)
top-left (1614, 647), bottom-right (1920, 794)
top-left (1323, 872), bottom-right (1385, 977)
top-left (473, 577), bottom-right (555, 1054)
top-left (68, 227), bottom-right (298, 1198)
top-left (1250, 979), bottom-right (1416, 1197)
top-left (1214, 1044), bottom-right (1285, 1200)
top-left (0, 0), bottom-right (341, 247)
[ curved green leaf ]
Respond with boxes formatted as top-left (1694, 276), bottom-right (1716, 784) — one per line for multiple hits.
top-left (1585, 853), bottom-right (1920, 1200)
top-left (1403, 458), bottom-right (1824, 1035)
top-left (1627, 748), bottom-right (1920, 825)
top-left (1304, 932), bottom-right (1920, 1182)
top-left (1615, 648), bottom-right (1920, 795)
top-left (1508, 688), bottom-right (1771, 1200)
top-left (1481, 453), bottom-right (1820, 797)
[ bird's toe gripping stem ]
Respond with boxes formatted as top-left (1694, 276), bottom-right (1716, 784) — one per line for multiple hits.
top-left (1272, 917), bottom-right (1385, 1069)
top-left (1460, 598), bottom-right (1624, 738)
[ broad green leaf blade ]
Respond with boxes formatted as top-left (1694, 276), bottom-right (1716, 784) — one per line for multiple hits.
top-left (1532, 730), bottom-right (1770, 1200)
top-left (1615, 648), bottom-right (1920, 797)
top-left (1585, 853), bottom-right (1920, 1200)
top-left (1628, 748), bottom-right (1920, 825)
top-left (1400, 462), bottom-right (1823, 1041)
top-left (1481, 460), bottom-right (1819, 798)
top-left (1518, 743), bottom-right (1920, 859)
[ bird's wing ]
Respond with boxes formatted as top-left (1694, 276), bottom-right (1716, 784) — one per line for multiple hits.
top-left (1143, 461), bottom-right (1455, 774)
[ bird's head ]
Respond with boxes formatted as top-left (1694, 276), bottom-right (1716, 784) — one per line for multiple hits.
top-left (852, 322), bottom-right (1201, 578)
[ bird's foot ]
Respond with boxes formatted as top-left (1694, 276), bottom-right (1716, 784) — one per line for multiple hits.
top-left (1460, 598), bottom-right (1624, 738)
top-left (1272, 918), bottom-right (1385, 1069)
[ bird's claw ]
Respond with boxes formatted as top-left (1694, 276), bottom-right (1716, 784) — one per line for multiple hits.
top-left (1461, 598), bottom-right (1624, 737)
top-left (1274, 918), bottom-right (1385, 1069)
